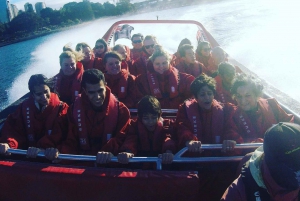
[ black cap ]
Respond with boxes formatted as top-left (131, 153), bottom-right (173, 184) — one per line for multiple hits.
top-left (264, 122), bottom-right (300, 170)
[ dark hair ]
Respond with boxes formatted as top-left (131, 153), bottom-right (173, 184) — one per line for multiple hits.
top-left (231, 74), bottom-right (263, 98)
top-left (177, 38), bottom-right (192, 51)
top-left (75, 42), bottom-right (91, 52)
top-left (95, 38), bottom-right (108, 51)
top-left (131, 33), bottom-right (144, 41)
top-left (103, 52), bottom-right (122, 64)
top-left (28, 74), bottom-right (50, 93)
top-left (196, 41), bottom-right (211, 56)
top-left (178, 44), bottom-right (194, 57)
top-left (137, 95), bottom-right (162, 118)
top-left (112, 44), bottom-right (124, 52)
top-left (81, 69), bottom-right (105, 89)
top-left (190, 74), bottom-right (216, 97)
top-left (218, 62), bottom-right (236, 76)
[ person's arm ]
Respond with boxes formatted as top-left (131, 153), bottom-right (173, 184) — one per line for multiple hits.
top-left (1, 103), bottom-right (27, 149)
top-left (221, 176), bottom-right (247, 201)
top-left (175, 104), bottom-right (198, 149)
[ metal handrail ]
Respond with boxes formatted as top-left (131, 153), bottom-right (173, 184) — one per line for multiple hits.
top-left (129, 109), bottom-right (178, 113)
top-left (6, 143), bottom-right (262, 170)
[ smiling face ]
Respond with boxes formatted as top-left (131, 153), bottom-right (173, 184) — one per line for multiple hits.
top-left (132, 36), bottom-right (143, 49)
top-left (83, 81), bottom-right (106, 109)
top-left (105, 57), bottom-right (121, 75)
top-left (183, 48), bottom-right (196, 64)
top-left (200, 44), bottom-right (211, 57)
top-left (196, 85), bottom-right (214, 110)
top-left (116, 46), bottom-right (127, 60)
top-left (94, 41), bottom-right (105, 55)
top-left (82, 47), bottom-right (93, 62)
top-left (141, 113), bottom-right (159, 132)
top-left (60, 57), bottom-right (77, 76)
top-left (32, 85), bottom-right (51, 107)
top-left (153, 56), bottom-right (170, 74)
top-left (235, 84), bottom-right (258, 111)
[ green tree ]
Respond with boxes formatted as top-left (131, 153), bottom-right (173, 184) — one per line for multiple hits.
top-left (9, 12), bottom-right (44, 33)
top-left (91, 2), bottom-right (105, 18)
top-left (77, 1), bottom-right (94, 21)
top-left (103, 1), bottom-right (116, 16)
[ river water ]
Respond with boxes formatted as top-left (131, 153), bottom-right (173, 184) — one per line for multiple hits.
top-left (0, 0), bottom-right (300, 111)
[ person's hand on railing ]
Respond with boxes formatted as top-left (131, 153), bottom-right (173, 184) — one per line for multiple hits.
top-left (159, 150), bottom-right (174, 164)
top-left (0, 143), bottom-right (10, 155)
top-left (251, 138), bottom-right (264, 143)
top-left (96, 151), bottom-right (114, 164)
top-left (185, 140), bottom-right (202, 153)
top-left (45, 148), bottom-right (59, 161)
top-left (117, 152), bottom-right (134, 164)
top-left (222, 140), bottom-right (236, 153)
top-left (26, 147), bottom-right (42, 158)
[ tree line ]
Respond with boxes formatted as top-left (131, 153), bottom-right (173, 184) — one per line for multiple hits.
top-left (0, 0), bottom-right (135, 41)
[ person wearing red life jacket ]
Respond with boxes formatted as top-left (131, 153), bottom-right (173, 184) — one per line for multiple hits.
top-left (50, 50), bottom-right (84, 105)
top-left (175, 44), bottom-right (204, 78)
top-left (196, 41), bottom-right (212, 68)
top-left (103, 52), bottom-right (136, 109)
top-left (170, 38), bottom-right (192, 67)
top-left (112, 44), bottom-right (133, 72)
top-left (0, 74), bottom-right (68, 158)
top-left (76, 42), bottom-right (104, 72)
top-left (135, 45), bottom-right (195, 109)
top-left (45, 69), bottom-right (131, 164)
top-left (130, 33), bottom-right (144, 61)
top-left (221, 122), bottom-right (300, 201)
top-left (226, 74), bottom-right (294, 145)
top-left (175, 74), bottom-right (237, 154)
top-left (118, 95), bottom-right (176, 165)
top-left (93, 38), bottom-right (109, 59)
top-left (130, 35), bottom-right (159, 76)
top-left (214, 62), bottom-right (237, 105)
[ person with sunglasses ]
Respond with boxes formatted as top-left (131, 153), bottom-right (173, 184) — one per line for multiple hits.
top-left (130, 33), bottom-right (144, 61)
top-left (135, 45), bottom-right (195, 109)
top-left (93, 38), bottom-right (109, 59)
top-left (103, 52), bottom-right (136, 109)
top-left (76, 42), bottom-right (104, 72)
top-left (196, 41), bottom-right (212, 68)
top-left (131, 35), bottom-right (158, 76)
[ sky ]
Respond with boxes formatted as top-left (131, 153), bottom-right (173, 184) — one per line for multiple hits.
top-left (9, 0), bottom-right (141, 10)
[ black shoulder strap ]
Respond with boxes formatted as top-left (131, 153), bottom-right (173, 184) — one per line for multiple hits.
top-left (241, 161), bottom-right (271, 201)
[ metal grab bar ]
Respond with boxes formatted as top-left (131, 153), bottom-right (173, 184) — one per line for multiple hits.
top-left (6, 143), bottom-right (262, 170)
top-left (129, 109), bottom-right (178, 113)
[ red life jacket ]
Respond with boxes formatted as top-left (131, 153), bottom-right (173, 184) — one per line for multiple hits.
top-left (233, 98), bottom-right (278, 142)
top-left (54, 62), bottom-right (83, 102)
top-left (175, 60), bottom-right (203, 78)
top-left (22, 93), bottom-right (63, 145)
top-left (215, 75), bottom-right (236, 105)
top-left (147, 67), bottom-right (179, 99)
top-left (73, 93), bottom-right (119, 150)
top-left (105, 70), bottom-right (129, 99)
top-left (184, 99), bottom-right (224, 143)
top-left (137, 119), bottom-right (164, 152)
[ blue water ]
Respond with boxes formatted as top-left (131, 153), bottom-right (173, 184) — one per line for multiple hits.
top-left (1, 0), bottom-right (300, 111)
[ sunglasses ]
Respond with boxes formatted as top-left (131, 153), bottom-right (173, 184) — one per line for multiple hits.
top-left (95, 45), bottom-right (104, 49)
top-left (144, 44), bottom-right (155, 49)
top-left (133, 40), bottom-right (142, 44)
top-left (202, 48), bottom-right (211, 52)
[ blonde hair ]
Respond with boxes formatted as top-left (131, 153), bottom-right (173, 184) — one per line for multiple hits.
top-left (144, 35), bottom-right (159, 44)
top-left (149, 45), bottom-right (170, 63)
top-left (59, 50), bottom-right (84, 65)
